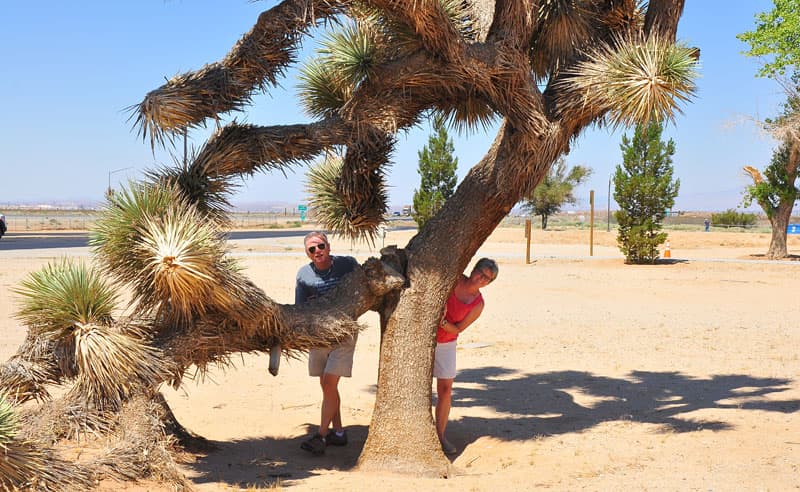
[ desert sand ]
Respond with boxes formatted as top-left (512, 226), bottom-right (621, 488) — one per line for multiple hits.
top-left (1, 227), bottom-right (799, 491)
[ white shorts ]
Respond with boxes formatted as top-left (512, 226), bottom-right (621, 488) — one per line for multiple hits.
top-left (308, 333), bottom-right (358, 377)
top-left (433, 341), bottom-right (457, 379)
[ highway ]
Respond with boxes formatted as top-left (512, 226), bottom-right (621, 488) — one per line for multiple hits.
top-left (0, 230), bottom-right (313, 251)
top-left (0, 223), bottom-right (417, 252)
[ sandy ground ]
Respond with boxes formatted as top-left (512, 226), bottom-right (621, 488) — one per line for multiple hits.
top-left (1, 227), bottom-right (799, 491)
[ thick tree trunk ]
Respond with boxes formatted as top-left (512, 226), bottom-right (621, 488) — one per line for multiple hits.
top-left (766, 202), bottom-right (793, 259)
top-left (644, 0), bottom-right (685, 42)
top-left (358, 123), bottom-right (561, 475)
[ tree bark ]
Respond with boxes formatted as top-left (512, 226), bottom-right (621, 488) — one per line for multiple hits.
top-left (358, 122), bottom-right (562, 475)
top-left (767, 201), bottom-right (793, 259)
top-left (644, 0), bottom-right (686, 42)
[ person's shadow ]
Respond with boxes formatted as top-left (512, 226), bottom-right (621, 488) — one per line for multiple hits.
top-left (183, 367), bottom-right (798, 486)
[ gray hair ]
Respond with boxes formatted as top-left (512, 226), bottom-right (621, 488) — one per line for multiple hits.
top-left (473, 258), bottom-right (498, 281)
top-left (304, 231), bottom-right (329, 244)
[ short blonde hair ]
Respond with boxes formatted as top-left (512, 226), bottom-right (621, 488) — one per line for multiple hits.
top-left (304, 231), bottom-right (329, 244)
top-left (472, 258), bottom-right (498, 281)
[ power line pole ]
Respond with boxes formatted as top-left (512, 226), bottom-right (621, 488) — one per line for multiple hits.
top-left (607, 173), bottom-right (611, 232)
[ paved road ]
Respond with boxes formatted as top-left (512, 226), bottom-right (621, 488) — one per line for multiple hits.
top-left (0, 230), bottom-right (313, 251)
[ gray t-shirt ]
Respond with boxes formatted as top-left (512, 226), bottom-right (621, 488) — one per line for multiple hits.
top-left (295, 255), bottom-right (359, 304)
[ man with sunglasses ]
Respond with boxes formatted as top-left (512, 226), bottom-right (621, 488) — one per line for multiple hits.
top-left (296, 231), bottom-right (359, 455)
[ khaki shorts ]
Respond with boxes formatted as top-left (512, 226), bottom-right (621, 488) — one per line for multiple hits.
top-left (433, 341), bottom-right (457, 379)
top-left (308, 333), bottom-right (358, 377)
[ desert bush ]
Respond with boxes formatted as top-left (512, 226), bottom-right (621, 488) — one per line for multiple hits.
top-left (711, 209), bottom-right (757, 228)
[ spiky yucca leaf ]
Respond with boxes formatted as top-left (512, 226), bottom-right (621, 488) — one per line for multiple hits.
top-left (298, 58), bottom-right (354, 118)
top-left (305, 156), bottom-right (387, 242)
top-left (0, 392), bottom-right (18, 445)
top-left (91, 181), bottom-right (179, 283)
top-left (14, 259), bottom-right (119, 339)
top-left (433, 95), bottom-right (498, 134)
top-left (134, 207), bottom-right (226, 318)
top-left (439, 0), bottom-right (478, 39)
top-left (564, 35), bottom-right (698, 127)
top-left (306, 155), bottom-right (348, 224)
top-left (92, 182), bottom-right (227, 317)
top-left (145, 155), bottom-right (237, 225)
top-left (321, 24), bottom-right (378, 89)
top-left (299, 0), bottom-right (477, 118)
top-left (531, 0), bottom-right (595, 78)
top-left (71, 324), bottom-right (168, 410)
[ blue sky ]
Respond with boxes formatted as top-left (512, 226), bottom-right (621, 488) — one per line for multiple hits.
top-left (0, 1), bottom-right (785, 211)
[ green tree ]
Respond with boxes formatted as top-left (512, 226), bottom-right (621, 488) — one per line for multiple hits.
top-left (738, 0), bottom-right (800, 79)
top-left (412, 117), bottom-right (458, 228)
top-left (614, 123), bottom-right (680, 264)
top-left (522, 158), bottom-right (592, 229)
top-left (742, 139), bottom-right (800, 259)
top-left (738, 1), bottom-right (800, 259)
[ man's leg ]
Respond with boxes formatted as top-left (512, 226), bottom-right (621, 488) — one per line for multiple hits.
top-left (319, 372), bottom-right (342, 437)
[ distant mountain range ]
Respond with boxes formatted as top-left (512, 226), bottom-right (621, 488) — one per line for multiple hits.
top-left (0, 199), bottom-right (413, 213)
top-left (0, 196), bottom-right (759, 214)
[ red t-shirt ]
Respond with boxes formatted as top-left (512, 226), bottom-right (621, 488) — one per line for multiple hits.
top-left (436, 291), bottom-right (483, 343)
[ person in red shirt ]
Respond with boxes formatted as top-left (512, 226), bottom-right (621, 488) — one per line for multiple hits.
top-left (433, 258), bottom-right (498, 455)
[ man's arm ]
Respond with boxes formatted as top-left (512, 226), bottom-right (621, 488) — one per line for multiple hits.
top-left (295, 266), bottom-right (310, 304)
top-left (273, 267), bottom-right (309, 377)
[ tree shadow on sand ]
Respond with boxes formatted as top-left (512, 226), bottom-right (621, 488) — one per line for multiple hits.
top-left (182, 423), bottom-right (370, 488)
top-left (445, 367), bottom-right (799, 452)
top-left (183, 368), bottom-right (797, 486)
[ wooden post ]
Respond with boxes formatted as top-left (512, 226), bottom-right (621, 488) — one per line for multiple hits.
top-left (524, 219), bottom-right (531, 264)
top-left (589, 190), bottom-right (595, 257)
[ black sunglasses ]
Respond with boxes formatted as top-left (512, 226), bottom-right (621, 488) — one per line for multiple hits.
top-left (307, 243), bottom-right (327, 254)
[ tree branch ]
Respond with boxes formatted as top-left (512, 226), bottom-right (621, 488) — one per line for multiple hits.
top-left (131, 0), bottom-right (344, 147)
top-left (193, 118), bottom-right (353, 177)
top-left (644, 0), bottom-right (685, 42)
top-left (487, 0), bottom-right (536, 50)
top-left (366, 0), bottom-right (466, 62)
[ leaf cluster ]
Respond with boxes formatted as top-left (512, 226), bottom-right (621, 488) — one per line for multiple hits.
top-left (738, 0), bottom-right (800, 79)
top-left (14, 259), bottom-right (119, 339)
top-left (564, 35), bottom-right (699, 128)
top-left (742, 141), bottom-right (800, 218)
top-left (299, 0), bottom-right (476, 119)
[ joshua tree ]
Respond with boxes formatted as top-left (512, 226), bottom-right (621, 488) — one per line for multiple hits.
top-left (1, 0), bottom-right (697, 485)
